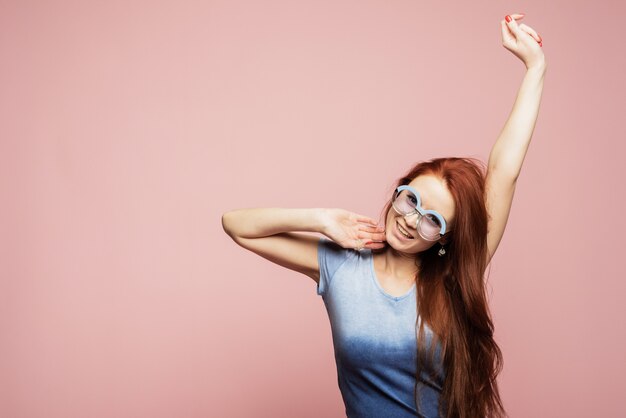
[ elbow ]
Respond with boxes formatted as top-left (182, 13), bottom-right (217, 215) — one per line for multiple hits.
top-left (221, 211), bottom-right (237, 239)
top-left (487, 163), bottom-right (520, 184)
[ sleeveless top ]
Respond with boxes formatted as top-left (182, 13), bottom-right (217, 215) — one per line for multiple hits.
top-left (316, 236), bottom-right (445, 418)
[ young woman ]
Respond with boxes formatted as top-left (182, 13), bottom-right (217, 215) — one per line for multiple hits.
top-left (222, 14), bottom-right (545, 418)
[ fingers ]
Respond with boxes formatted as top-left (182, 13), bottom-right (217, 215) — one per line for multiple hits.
top-left (352, 215), bottom-right (385, 250)
top-left (356, 237), bottom-right (385, 250)
top-left (502, 14), bottom-right (542, 46)
top-left (357, 222), bottom-right (385, 240)
top-left (370, 232), bottom-right (387, 242)
top-left (503, 14), bottom-right (522, 37)
top-left (358, 223), bottom-right (385, 232)
top-left (357, 229), bottom-right (386, 243)
top-left (500, 19), bottom-right (515, 44)
top-left (358, 224), bottom-right (385, 238)
top-left (519, 23), bottom-right (542, 45)
top-left (356, 215), bottom-right (379, 226)
top-left (365, 241), bottom-right (386, 250)
top-left (357, 232), bottom-right (386, 243)
top-left (354, 238), bottom-right (385, 251)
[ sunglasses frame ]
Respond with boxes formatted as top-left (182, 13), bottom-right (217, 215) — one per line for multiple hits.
top-left (391, 185), bottom-right (448, 239)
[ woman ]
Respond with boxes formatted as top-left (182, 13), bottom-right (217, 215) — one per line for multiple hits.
top-left (222, 14), bottom-right (545, 418)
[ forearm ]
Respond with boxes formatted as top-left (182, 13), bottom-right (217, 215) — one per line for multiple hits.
top-left (488, 63), bottom-right (546, 179)
top-left (222, 207), bottom-right (328, 239)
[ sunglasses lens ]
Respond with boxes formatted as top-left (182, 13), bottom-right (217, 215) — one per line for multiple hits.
top-left (393, 189), bottom-right (418, 214)
top-left (418, 216), bottom-right (442, 241)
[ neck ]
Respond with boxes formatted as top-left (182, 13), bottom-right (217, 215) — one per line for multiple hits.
top-left (375, 246), bottom-right (420, 281)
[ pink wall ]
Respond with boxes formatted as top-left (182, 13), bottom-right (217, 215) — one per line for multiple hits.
top-left (2, 1), bottom-right (624, 417)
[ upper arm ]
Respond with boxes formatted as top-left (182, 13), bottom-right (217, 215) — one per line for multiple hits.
top-left (484, 168), bottom-right (518, 265)
top-left (228, 232), bottom-right (321, 283)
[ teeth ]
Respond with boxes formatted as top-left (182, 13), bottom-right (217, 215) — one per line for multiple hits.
top-left (397, 222), bottom-right (413, 239)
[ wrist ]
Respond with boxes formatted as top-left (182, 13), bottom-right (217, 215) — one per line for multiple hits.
top-left (314, 208), bottom-right (331, 235)
top-left (526, 59), bottom-right (547, 74)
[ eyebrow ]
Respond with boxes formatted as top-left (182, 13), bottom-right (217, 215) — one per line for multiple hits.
top-left (417, 194), bottom-right (435, 211)
top-left (416, 193), bottom-right (448, 219)
top-left (420, 203), bottom-right (447, 221)
top-left (420, 200), bottom-right (448, 221)
top-left (409, 187), bottom-right (447, 219)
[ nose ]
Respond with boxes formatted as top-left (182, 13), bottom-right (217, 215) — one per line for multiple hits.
top-left (403, 212), bottom-right (420, 230)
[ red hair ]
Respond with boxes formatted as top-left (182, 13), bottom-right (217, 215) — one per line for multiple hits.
top-left (375, 157), bottom-right (506, 417)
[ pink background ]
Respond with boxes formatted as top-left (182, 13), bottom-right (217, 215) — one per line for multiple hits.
top-left (2, 1), bottom-right (624, 417)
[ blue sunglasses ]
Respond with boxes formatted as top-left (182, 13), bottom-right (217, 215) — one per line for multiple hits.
top-left (392, 185), bottom-right (448, 239)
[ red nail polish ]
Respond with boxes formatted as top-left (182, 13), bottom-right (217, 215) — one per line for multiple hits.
top-left (505, 15), bottom-right (512, 23)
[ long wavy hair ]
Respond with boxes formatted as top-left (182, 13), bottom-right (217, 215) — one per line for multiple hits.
top-left (374, 157), bottom-right (506, 418)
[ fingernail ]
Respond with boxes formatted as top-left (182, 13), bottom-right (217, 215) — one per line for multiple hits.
top-left (505, 15), bottom-right (512, 23)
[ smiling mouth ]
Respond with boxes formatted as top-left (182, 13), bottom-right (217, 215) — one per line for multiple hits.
top-left (396, 221), bottom-right (414, 239)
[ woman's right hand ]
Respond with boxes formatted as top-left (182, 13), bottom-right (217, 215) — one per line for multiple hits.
top-left (501, 13), bottom-right (545, 70)
top-left (321, 208), bottom-right (386, 251)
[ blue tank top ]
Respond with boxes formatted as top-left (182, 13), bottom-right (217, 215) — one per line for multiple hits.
top-left (316, 237), bottom-right (445, 418)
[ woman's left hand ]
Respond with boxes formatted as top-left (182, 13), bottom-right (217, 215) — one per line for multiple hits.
top-left (501, 14), bottom-right (546, 70)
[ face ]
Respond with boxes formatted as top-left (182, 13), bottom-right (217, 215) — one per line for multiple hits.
top-left (384, 174), bottom-right (455, 253)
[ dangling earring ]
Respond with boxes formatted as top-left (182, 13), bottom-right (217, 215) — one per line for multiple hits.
top-left (438, 244), bottom-right (446, 256)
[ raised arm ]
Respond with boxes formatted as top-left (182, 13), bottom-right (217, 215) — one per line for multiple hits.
top-left (484, 14), bottom-right (547, 264)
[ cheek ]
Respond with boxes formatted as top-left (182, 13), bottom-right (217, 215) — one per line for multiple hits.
top-left (385, 212), bottom-right (393, 227)
top-left (384, 214), bottom-right (394, 240)
top-left (423, 240), bottom-right (438, 250)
